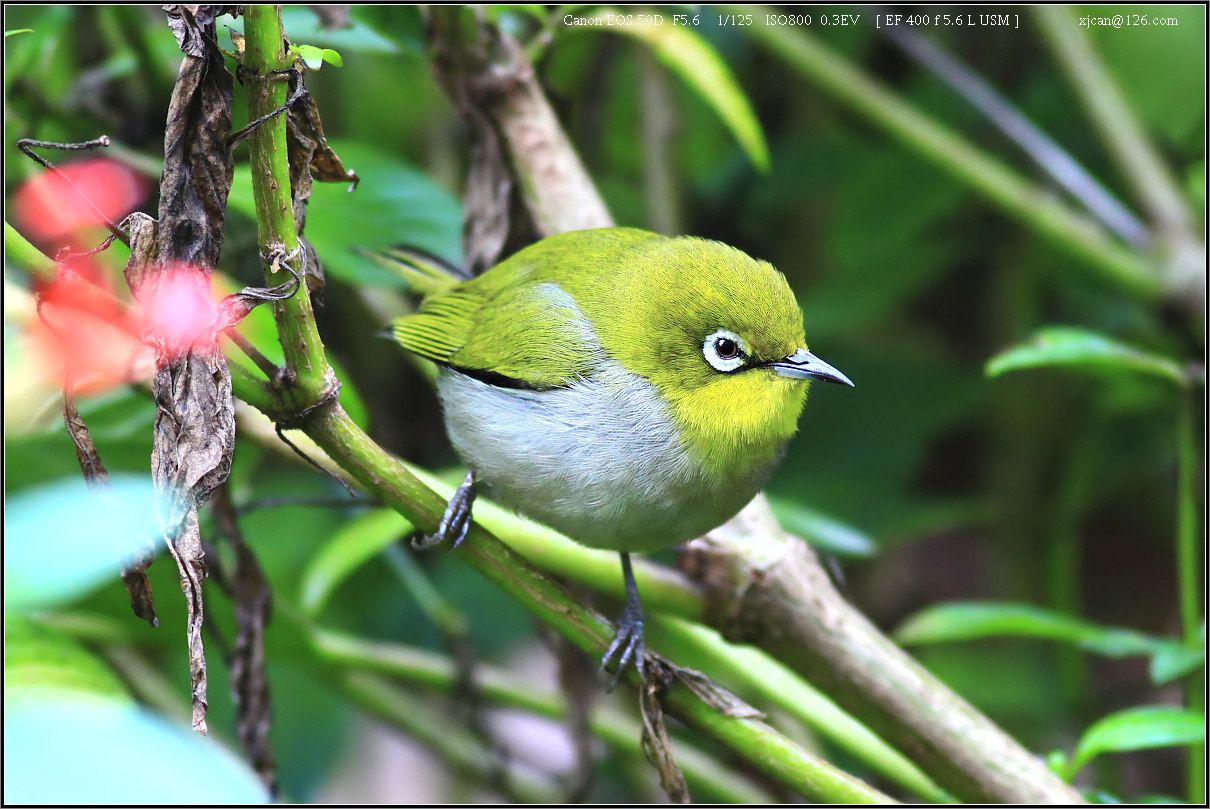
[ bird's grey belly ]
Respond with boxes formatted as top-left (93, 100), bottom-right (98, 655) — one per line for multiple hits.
top-left (436, 366), bottom-right (767, 552)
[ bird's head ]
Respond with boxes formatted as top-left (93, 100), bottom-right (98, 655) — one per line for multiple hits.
top-left (599, 237), bottom-right (852, 476)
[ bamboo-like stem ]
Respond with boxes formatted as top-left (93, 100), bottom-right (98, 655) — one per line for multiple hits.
top-left (238, 7), bottom-right (892, 803)
top-left (1033, 7), bottom-right (1193, 241)
top-left (734, 6), bottom-right (1161, 302)
top-left (312, 628), bottom-right (776, 803)
top-left (1177, 393), bottom-right (1205, 803)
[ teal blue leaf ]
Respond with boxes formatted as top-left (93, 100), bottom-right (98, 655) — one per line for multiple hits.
top-left (4, 693), bottom-right (268, 803)
top-left (1065, 706), bottom-right (1206, 780)
top-left (986, 327), bottom-right (1186, 387)
top-left (5, 476), bottom-right (164, 612)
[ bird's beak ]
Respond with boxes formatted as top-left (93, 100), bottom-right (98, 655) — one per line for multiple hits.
top-left (767, 349), bottom-right (854, 386)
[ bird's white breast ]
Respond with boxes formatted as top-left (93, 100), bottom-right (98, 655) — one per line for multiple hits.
top-left (436, 362), bottom-right (764, 552)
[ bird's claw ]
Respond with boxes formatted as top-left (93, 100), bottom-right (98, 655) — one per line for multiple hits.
top-left (601, 600), bottom-right (646, 691)
top-left (412, 470), bottom-right (477, 550)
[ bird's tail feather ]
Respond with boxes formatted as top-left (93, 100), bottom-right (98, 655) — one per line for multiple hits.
top-left (357, 245), bottom-right (471, 297)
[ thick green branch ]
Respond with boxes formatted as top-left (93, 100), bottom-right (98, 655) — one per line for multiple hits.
top-left (243, 5), bottom-right (329, 397)
top-left (239, 6), bottom-right (892, 802)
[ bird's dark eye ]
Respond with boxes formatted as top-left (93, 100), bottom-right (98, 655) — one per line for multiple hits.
top-left (714, 337), bottom-right (740, 360)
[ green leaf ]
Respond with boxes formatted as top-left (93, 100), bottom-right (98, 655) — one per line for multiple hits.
top-left (300, 508), bottom-right (413, 615)
top-left (5, 28), bottom-right (33, 37)
top-left (320, 47), bottom-right (343, 67)
top-left (1149, 642), bottom-right (1205, 685)
top-left (229, 141), bottom-right (462, 288)
top-left (767, 497), bottom-right (876, 557)
top-left (895, 601), bottom-right (1182, 660)
top-left (569, 10), bottom-right (770, 171)
top-left (1066, 706), bottom-right (1206, 780)
top-left (5, 617), bottom-right (130, 701)
top-left (986, 327), bottom-right (1187, 387)
top-left (292, 43), bottom-right (326, 70)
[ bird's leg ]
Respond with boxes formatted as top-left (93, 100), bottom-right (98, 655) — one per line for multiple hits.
top-left (412, 470), bottom-right (477, 550)
top-left (601, 552), bottom-right (647, 690)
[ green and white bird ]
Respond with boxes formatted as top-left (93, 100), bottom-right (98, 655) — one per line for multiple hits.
top-left (388, 227), bottom-right (852, 682)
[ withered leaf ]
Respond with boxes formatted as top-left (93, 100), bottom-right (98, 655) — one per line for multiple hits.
top-left (671, 665), bottom-right (764, 720)
top-left (163, 5), bottom-right (239, 58)
top-left (283, 71), bottom-right (356, 295)
top-left (124, 7), bottom-right (239, 734)
top-left (158, 9), bottom-right (235, 269)
top-left (639, 661), bottom-right (690, 804)
top-left (216, 271), bottom-right (300, 330)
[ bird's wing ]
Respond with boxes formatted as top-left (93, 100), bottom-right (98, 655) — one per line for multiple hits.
top-left (391, 278), bottom-right (598, 390)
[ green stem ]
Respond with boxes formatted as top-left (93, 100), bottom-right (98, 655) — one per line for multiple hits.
top-left (1033, 7), bottom-right (1193, 240)
top-left (1177, 393), bottom-right (1205, 803)
top-left (735, 5), bottom-right (1162, 301)
top-left (312, 627), bottom-right (775, 803)
top-left (243, 5), bottom-right (329, 397)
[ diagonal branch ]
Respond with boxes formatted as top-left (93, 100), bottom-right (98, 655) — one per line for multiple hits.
top-left (421, 9), bottom-right (1083, 804)
top-left (238, 5), bottom-right (889, 803)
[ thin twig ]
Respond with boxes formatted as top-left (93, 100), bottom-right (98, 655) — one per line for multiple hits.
top-left (881, 20), bottom-right (1149, 248)
top-left (16, 136), bottom-right (131, 246)
top-left (224, 330), bottom-right (281, 378)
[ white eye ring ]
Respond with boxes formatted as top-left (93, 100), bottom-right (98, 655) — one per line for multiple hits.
top-left (703, 329), bottom-right (747, 373)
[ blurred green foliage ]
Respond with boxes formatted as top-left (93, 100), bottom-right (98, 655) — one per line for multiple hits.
top-left (3, 4), bottom-right (1204, 803)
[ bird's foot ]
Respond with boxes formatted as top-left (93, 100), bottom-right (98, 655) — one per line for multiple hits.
top-left (601, 597), bottom-right (646, 691)
top-left (412, 470), bottom-right (477, 550)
